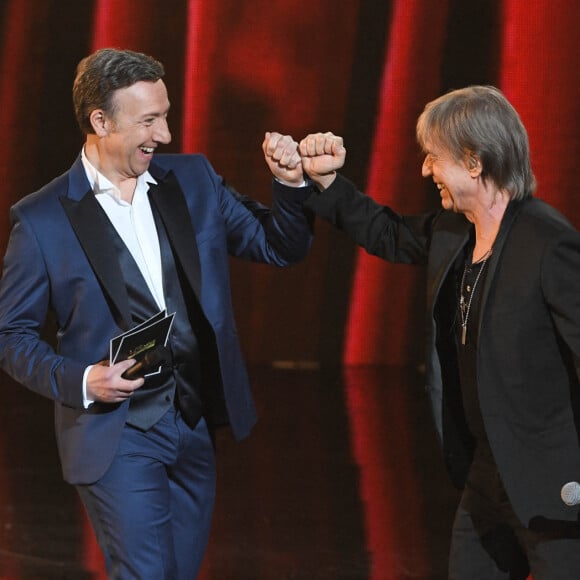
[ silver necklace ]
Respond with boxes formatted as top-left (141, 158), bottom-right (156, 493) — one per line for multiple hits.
top-left (459, 248), bottom-right (493, 346)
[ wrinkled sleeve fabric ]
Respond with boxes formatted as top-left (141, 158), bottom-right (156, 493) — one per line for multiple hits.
top-left (304, 173), bottom-right (436, 265)
top-left (0, 206), bottom-right (85, 408)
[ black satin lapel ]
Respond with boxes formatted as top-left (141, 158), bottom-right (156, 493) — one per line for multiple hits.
top-left (147, 173), bottom-right (203, 299)
top-left (60, 192), bottom-right (131, 329)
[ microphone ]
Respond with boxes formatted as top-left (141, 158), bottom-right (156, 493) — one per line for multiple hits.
top-left (561, 482), bottom-right (580, 506)
top-left (122, 345), bottom-right (170, 379)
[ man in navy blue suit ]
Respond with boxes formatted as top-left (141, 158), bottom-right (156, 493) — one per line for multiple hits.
top-left (0, 48), bottom-right (313, 578)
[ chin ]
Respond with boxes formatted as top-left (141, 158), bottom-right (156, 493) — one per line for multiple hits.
top-left (440, 199), bottom-right (452, 211)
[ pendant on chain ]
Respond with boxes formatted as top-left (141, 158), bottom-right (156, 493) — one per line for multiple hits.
top-left (458, 249), bottom-right (492, 347)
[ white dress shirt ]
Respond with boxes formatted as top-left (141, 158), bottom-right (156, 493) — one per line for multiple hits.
top-left (81, 149), bottom-right (165, 310)
top-left (80, 150), bottom-right (166, 405)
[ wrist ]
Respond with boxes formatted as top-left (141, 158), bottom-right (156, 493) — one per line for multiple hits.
top-left (312, 172), bottom-right (337, 191)
top-left (274, 176), bottom-right (307, 188)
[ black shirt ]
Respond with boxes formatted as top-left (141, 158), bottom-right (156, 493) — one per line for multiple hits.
top-left (456, 248), bottom-right (491, 449)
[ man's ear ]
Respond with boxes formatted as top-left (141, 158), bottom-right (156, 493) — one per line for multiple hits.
top-left (90, 109), bottom-right (109, 137)
top-left (467, 153), bottom-right (482, 177)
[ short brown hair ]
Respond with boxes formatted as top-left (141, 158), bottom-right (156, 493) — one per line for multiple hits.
top-left (73, 48), bottom-right (165, 134)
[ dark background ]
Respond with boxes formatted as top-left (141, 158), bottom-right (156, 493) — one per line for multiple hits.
top-left (0, 1), bottom-right (578, 578)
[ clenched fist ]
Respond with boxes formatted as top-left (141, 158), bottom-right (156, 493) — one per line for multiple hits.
top-left (299, 132), bottom-right (346, 190)
top-left (262, 132), bottom-right (304, 186)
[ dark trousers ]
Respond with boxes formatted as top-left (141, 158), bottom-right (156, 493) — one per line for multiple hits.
top-left (449, 452), bottom-right (580, 580)
top-left (77, 408), bottom-right (216, 580)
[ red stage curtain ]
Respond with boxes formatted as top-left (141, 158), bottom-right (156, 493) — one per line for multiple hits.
top-left (0, 0), bottom-right (55, 252)
top-left (344, 0), bottom-right (580, 366)
top-left (178, 0), bottom-right (361, 365)
top-left (344, 0), bottom-right (450, 365)
top-left (3, 1), bottom-right (577, 368)
top-left (499, 0), bottom-right (580, 223)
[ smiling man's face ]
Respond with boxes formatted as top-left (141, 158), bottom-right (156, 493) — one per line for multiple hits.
top-left (96, 79), bottom-right (171, 186)
top-left (421, 142), bottom-right (479, 214)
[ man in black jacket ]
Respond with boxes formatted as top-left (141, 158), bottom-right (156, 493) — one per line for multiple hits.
top-left (299, 86), bottom-right (580, 579)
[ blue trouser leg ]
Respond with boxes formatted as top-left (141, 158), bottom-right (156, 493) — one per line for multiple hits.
top-left (77, 410), bottom-right (216, 580)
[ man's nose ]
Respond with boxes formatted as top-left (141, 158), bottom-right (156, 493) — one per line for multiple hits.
top-left (155, 118), bottom-right (171, 144)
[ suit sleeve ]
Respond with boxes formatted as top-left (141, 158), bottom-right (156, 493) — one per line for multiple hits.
top-left (0, 206), bottom-right (85, 408)
top-left (304, 173), bottom-right (436, 265)
top-left (542, 229), bottom-right (580, 360)
top-left (195, 157), bottom-right (314, 265)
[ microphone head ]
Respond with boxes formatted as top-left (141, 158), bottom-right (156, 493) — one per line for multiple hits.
top-left (561, 481), bottom-right (580, 506)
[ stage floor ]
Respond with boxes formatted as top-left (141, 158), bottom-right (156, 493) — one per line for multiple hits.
top-left (0, 365), bottom-right (459, 579)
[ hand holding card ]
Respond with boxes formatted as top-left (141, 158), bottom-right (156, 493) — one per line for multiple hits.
top-left (111, 310), bottom-right (175, 379)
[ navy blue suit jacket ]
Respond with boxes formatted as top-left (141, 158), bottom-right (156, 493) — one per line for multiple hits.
top-left (0, 153), bottom-right (313, 484)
